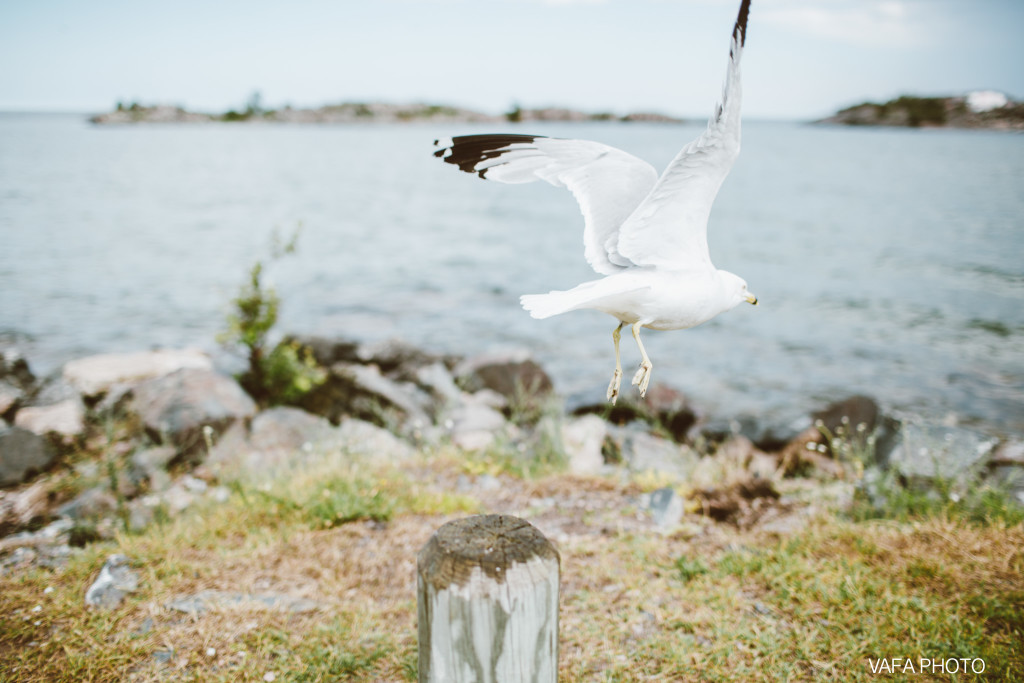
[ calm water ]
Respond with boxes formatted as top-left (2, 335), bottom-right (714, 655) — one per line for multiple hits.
top-left (1, 113), bottom-right (1022, 435)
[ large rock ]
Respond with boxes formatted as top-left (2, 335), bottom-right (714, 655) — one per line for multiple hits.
top-left (249, 406), bottom-right (333, 453)
top-left (130, 368), bottom-right (256, 456)
top-left (12, 374), bottom-right (87, 447)
top-left (14, 399), bottom-right (86, 442)
top-left (299, 362), bottom-right (432, 430)
top-left (213, 406), bottom-right (337, 474)
top-left (454, 350), bottom-right (553, 410)
top-left (63, 349), bottom-right (212, 398)
top-left (413, 362), bottom-right (463, 407)
top-left (446, 392), bottom-right (509, 451)
top-left (328, 418), bottom-right (416, 462)
top-left (208, 414), bottom-right (415, 480)
top-left (612, 425), bottom-right (699, 480)
top-left (0, 423), bottom-right (57, 487)
top-left (561, 415), bottom-right (607, 475)
top-left (887, 422), bottom-right (998, 486)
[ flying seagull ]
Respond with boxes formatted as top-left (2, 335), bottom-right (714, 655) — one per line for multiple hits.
top-left (433, 0), bottom-right (756, 404)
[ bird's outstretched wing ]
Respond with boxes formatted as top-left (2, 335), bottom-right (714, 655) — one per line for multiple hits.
top-left (615, 0), bottom-right (751, 271)
top-left (433, 134), bottom-right (658, 275)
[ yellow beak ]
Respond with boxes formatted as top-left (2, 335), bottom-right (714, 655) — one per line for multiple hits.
top-left (745, 293), bottom-right (758, 305)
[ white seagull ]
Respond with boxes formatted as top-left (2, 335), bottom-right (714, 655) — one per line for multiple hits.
top-left (434, 0), bottom-right (756, 404)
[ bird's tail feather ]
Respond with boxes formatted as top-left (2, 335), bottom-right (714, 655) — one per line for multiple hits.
top-left (520, 290), bottom-right (587, 319)
top-left (522, 278), bottom-right (652, 320)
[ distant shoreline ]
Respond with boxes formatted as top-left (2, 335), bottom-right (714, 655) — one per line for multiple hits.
top-left (815, 92), bottom-right (1023, 130)
top-left (88, 101), bottom-right (686, 126)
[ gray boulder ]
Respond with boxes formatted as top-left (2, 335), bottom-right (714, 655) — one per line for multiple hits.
top-left (0, 423), bottom-right (57, 487)
top-left (130, 368), bottom-right (257, 457)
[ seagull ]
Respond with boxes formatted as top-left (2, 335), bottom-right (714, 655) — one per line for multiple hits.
top-left (433, 0), bottom-right (756, 404)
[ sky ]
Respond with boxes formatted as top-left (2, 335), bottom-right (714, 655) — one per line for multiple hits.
top-left (1, 0), bottom-right (1021, 120)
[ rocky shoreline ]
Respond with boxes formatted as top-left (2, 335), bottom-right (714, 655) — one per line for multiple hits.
top-left (2, 337), bottom-right (1022, 579)
top-left (89, 102), bottom-right (684, 125)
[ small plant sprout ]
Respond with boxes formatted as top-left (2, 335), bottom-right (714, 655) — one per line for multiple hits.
top-left (219, 225), bottom-right (325, 407)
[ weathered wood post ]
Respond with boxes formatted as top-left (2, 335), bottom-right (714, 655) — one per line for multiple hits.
top-left (417, 514), bottom-right (560, 682)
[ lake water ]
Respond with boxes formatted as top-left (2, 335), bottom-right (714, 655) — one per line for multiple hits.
top-left (1, 113), bottom-right (1022, 435)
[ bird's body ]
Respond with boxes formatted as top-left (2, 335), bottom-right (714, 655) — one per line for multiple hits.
top-left (522, 267), bottom-right (747, 331)
top-left (434, 0), bottom-right (756, 402)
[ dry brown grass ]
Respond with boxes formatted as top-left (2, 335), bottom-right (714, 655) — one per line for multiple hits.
top-left (2, 453), bottom-right (1022, 681)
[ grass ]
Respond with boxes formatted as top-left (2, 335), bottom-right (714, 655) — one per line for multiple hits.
top-left (2, 444), bottom-right (1022, 681)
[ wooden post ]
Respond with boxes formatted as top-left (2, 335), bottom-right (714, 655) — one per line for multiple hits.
top-left (417, 514), bottom-right (560, 682)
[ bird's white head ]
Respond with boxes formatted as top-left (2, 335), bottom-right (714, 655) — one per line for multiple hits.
top-left (718, 270), bottom-right (758, 308)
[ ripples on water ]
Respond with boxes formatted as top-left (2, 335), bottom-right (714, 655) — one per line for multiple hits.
top-left (1, 113), bottom-right (1021, 434)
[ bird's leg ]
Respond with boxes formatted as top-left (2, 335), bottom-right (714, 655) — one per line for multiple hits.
top-left (631, 324), bottom-right (653, 397)
top-left (606, 322), bottom-right (625, 404)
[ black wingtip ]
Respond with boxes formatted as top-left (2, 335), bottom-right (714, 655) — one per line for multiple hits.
top-left (732, 0), bottom-right (751, 48)
top-left (432, 133), bottom-right (545, 176)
